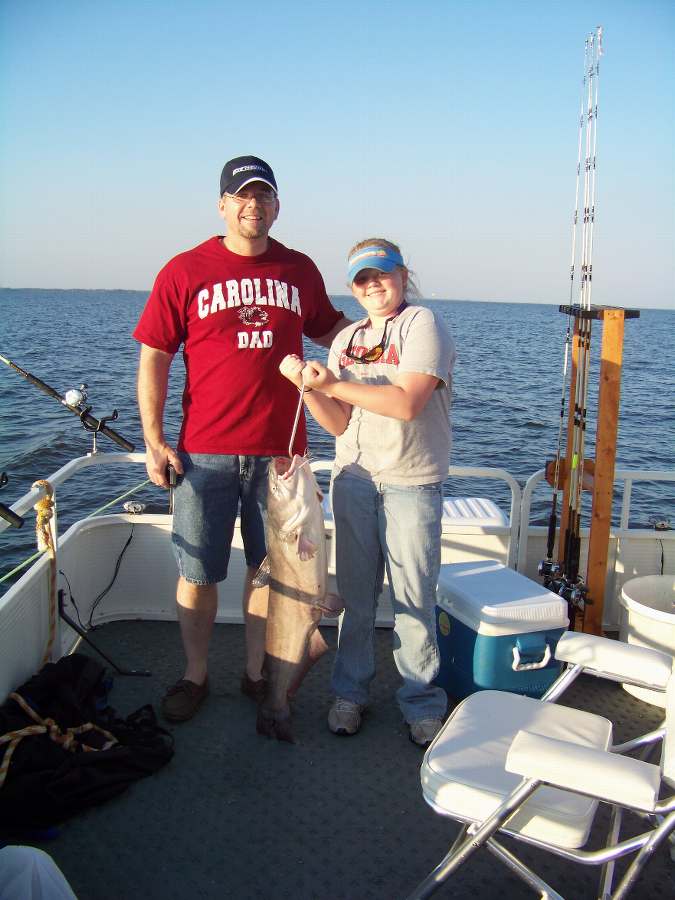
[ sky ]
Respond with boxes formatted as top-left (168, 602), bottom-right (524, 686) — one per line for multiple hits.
top-left (0, 0), bottom-right (673, 308)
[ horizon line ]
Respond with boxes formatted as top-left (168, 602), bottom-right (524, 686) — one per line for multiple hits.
top-left (0, 286), bottom-right (669, 312)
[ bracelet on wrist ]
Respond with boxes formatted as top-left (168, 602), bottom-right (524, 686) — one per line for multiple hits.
top-left (299, 385), bottom-right (313, 394)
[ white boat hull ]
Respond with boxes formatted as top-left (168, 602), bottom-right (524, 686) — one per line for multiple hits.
top-left (1, 454), bottom-right (673, 704)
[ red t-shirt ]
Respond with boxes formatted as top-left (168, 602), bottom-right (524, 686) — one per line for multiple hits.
top-left (133, 236), bottom-right (343, 455)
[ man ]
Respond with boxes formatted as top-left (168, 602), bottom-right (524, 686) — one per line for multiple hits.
top-left (133, 155), bottom-right (346, 722)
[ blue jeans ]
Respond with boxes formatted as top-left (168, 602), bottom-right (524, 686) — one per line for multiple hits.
top-left (331, 471), bottom-right (447, 723)
top-left (172, 453), bottom-right (270, 584)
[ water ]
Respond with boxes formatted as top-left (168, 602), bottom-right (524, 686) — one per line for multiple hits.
top-left (1, 288), bottom-right (673, 588)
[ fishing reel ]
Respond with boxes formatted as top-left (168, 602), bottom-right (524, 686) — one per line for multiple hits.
top-left (650, 518), bottom-right (671, 532)
top-left (540, 556), bottom-right (588, 616)
top-left (559, 580), bottom-right (588, 609)
top-left (64, 383), bottom-right (89, 407)
top-left (64, 383), bottom-right (121, 453)
top-left (548, 577), bottom-right (588, 612)
top-left (1, 355), bottom-right (134, 452)
top-left (538, 559), bottom-right (562, 581)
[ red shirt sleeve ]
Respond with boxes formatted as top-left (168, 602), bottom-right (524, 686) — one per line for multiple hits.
top-left (300, 258), bottom-right (344, 340)
top-left (132, 260), bottom-right (190, 353)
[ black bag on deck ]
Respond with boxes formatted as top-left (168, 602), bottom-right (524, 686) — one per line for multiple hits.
top-left (0, 653), bottom-right (173, 830)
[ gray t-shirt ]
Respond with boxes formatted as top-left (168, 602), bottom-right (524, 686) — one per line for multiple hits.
top-left (328, 305), bottom-right (456, 485)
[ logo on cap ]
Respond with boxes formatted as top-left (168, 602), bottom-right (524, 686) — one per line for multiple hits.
top-left (233, 164), bottom-right (270, 176)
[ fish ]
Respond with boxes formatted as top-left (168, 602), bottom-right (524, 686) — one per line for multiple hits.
top-left (255, 454), bottom-right (342, 743)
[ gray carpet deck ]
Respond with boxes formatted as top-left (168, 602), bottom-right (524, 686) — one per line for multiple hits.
top-left (26, 621), bottom-right (674, 900)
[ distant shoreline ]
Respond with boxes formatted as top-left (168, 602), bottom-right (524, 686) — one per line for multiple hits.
top-left (0, 288), bottom-right (668, 312)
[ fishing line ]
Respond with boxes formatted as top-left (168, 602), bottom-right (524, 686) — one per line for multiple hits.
top-left (288, 386), bottom-right (306, 458)
top-left (85, 479), bottom-right (151, 519)
top-left (0, 552), bottom-right (41, 585)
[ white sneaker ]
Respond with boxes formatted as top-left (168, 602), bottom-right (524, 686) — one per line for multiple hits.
top-left (408, 717), bottom-right (443, 747)
top-left (328, 698), bottom-right (363, 735)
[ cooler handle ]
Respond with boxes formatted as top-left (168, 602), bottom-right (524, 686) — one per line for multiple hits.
top-left (512, 643), bottom-right (552, 671)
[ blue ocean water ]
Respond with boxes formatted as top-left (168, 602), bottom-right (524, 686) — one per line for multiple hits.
top-left (1, 288), bottom-right (673, 587)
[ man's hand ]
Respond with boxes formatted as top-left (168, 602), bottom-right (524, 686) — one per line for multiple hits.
top-left (145, 442), bottom-right (183, 488)
top-left (137, 344), bottom-right (180, 488)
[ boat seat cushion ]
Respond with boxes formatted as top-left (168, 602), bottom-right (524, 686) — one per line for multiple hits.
top-left (505, 729), bottom-right (661, 812)
top-left (422, 690), bottom-right (612, 849)
top-left (554, 631), bottom-right (673, 690)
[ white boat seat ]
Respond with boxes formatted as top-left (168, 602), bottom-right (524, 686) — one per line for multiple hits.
top-left (408, 633), bottom-right (675, 900)
top-left (422, 689), bottom-right (612, 849)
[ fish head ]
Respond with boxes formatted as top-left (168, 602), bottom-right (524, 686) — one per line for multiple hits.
top-left (267, 455), bottom-right (324, 549)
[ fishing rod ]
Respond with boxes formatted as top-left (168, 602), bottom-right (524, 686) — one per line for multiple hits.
top-left (0, 472), bottom-right (24, 529)
top-left (0, 353), bottom-right (135, 452)
top-left (541, 33), bottom-right (590, 580)
top-left (540, 27), bottom-right (603, 624)
top-left (563, 29), bottom-right (601, 604)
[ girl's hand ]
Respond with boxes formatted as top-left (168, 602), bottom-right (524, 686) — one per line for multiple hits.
top-left (303, 360), bottom-right (337, 393)
top-left (279, 354), bottom-right (305, 388)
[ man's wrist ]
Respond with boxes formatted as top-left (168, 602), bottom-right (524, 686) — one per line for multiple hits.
top-left (144, 437), bottom-right (167, 453)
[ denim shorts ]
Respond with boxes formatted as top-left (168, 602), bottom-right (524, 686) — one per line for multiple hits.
top-left (171, 453), bottom-right (271, 584)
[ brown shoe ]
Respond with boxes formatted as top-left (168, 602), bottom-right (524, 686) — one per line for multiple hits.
top-left (161, 678), bottom-right (208, 722)
top-left (240, 673), bottom-right (266, 703)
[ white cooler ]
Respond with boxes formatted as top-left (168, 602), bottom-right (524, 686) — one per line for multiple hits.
top-left (435, 560), bottom-right (569, 699)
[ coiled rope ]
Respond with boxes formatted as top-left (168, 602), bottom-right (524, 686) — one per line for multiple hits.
top-left (0, 690), bottom-right (117, 789)
top-left (32, 479), bottom-right (58, 666)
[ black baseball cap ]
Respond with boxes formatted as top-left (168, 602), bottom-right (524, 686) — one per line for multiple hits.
top-left (220, 155), bottom-right (277, 197)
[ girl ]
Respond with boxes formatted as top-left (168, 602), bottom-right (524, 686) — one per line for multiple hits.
top-left (279, 238), bottom-right (456, 746)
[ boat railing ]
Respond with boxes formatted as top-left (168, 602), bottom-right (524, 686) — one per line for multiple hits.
top-left (0, 453), bottom-right (148, 545)
top-left (440, 465), bottom-right (521, 569)
top-left (1, 453), bottom-right (523, 570)
top-left (2, 455), bottom-right (671, 637)
top-left (5, 454), bottom-right (670, 565)
top-left (311, 460), bottom-right (522, 569)
top-left (517, 467), bottom-right (675, 573)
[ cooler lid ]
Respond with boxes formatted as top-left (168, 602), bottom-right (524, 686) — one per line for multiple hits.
top-left (437, 560), bottom-right (569, 628)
